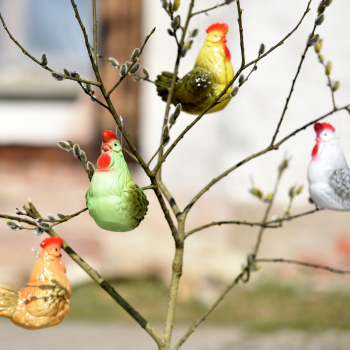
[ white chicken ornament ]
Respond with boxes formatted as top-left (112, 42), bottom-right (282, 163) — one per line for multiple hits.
top-left (308, 122), bottom-right (350, 210)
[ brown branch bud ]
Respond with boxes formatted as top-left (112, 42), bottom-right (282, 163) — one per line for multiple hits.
top-left (40, 53), bottom-right (48, 66)
top-left (258, 43), bottom-right (265, 55)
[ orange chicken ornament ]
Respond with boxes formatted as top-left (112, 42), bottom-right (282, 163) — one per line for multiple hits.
top-left (0, 237), bottom-right (71, 329)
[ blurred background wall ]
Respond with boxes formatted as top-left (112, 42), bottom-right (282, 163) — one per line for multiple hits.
top-left (0, 0), bottom-right (350, 305)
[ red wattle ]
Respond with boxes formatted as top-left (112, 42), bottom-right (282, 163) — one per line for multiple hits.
top-left (312, 143), bottom-right (319, 158)
top-left (223, 43), bottom-right (231, 61)
top-left (97, 152), bottom-right (112, 169)
top-left (102, 130), bottom-right (118, 143)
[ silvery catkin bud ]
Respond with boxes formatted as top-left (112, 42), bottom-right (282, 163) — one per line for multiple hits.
top-left (142, 68), bottom-right (150, 79)
top-left (80, 150), bottom-right (87, 163)
top-left (108, 57), bottom-right (119, 68)
top-left (73, 144), bottom-right (82, 158)
top-left (46, 214), bottom-right (56, 222)
top-left (119, 64), bottom-right (127, 77)
top-left (34, 229), bottom-right (44, 236)
top-left (36, 221), bottom-right (50, 230)
top-left (52, 72), bottom-right (64, 81)
top-left (231, 87), bottom-right (239, 97)
top-left (129, 63), bottom-right (141, 74)
top-left (191, 29), bottom-right (198, 38)
top-left (130, 48), bottom-right (140, 62)
top-left (87, 161), bottom-right (95, 176)
top-left (57, 141), bottom-right (72, 152)
top-left (315, 14), bottom-right (325, 25)
top-left (171, 16), bottom-right (180, 30)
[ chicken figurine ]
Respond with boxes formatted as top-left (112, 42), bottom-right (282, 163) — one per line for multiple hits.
top-left (0, 237), bottom-right (71, 330)
top-left (308, 122), bottom-right (350, 210)
top-left (86, 130), bottom-right (149, 232)
top-left (156, 23), bottom-right (234, 114)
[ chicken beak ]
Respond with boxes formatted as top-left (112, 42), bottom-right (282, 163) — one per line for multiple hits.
top-left (221, 37), bottom-right (227, 43)
top-left (315, 137), bottom-right (322, 143)
top-left (101, 143), bottom-right (112, 152)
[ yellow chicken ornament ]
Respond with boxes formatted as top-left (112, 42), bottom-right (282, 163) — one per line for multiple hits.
top-left (156, 23), bottom-right (234, 114)
top-left (0, 237), bottom-right (71, 330)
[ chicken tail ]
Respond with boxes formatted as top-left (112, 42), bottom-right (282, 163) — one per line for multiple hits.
top-left (155, 71), bottom-right (176, 102)
top-left (0, 283), bottom-right (19, 319)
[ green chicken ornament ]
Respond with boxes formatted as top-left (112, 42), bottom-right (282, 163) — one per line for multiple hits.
top-left (86, 130), bottom-right (149, 232)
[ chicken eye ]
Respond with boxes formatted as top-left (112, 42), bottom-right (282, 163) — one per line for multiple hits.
top-left (114, 143), bottom-right (117, 146)
top-left (55, 248), bottom-right (58, 252)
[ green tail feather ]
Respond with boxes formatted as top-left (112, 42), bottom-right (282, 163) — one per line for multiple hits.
top-left (156, 71), bottom-right (175, 102)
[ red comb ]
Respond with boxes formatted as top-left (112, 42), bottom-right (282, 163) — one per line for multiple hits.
top-left (206, 23), bottom-right (229, 34)
top-left (40, 237), bottom-right (63, 248)
top-left (102, 130), bottom-right (118, 143)
top-left (314, 122), bottom-right (335, 134)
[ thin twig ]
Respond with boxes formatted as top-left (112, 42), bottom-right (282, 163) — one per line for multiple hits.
top-left (274, 104), bottom-right (350, 148)
top-left (141, 185), bottom-right (157, 191)
top-left (0, 214), bottom-right (37, 226)
top-left (236, 0), bottom-right (245, 66)
top-left (185, 220), bottom-right (279, 239)
top-left (256, 258), bottom-right (350, 274)
top-left (0, 13), bottom-right (100, 87)
top-left (318, 56), bottom-right (337, 110)
top-left (122, 147), bottom-right (139, 163)
top-left (107, 28), bottom-right (156, 97)
top-left (190, 0), bottom-right (235, 17)
top-left (78, 81), bottom-right (110, 110)
top-left (253, 164), bottom-right (285, 256)
top-left (157, 178), bottom-right (181, 217)
top-left (96, 51), bottom-right (169, 89)
top-left (265, 207), bottom-right (322, 226)
top-left (43, 208), bottom-right (88, 226)
top-left (147, 143), bottom-right (164, 167)
top-left (270, 24), bottom-right (317, 146)
top-left (92, 0), bottom-right (98, 66)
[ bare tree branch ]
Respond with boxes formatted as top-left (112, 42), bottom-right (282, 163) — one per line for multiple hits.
top-left (107, 27), bottom-right (156, 97)
top-left (256, 258), bottom-right (350, 274)
top-left (270, 24), bottom-right (317, 146)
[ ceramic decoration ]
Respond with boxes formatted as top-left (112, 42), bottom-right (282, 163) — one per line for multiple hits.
top-left (0, 237), bottom-right (71, 329)
top-left (86, 130), bottom-right (149, 231)
top-left (308, 122), bottom-right (350, 210)
top-left (156, 23), bottom-right (234, 114)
